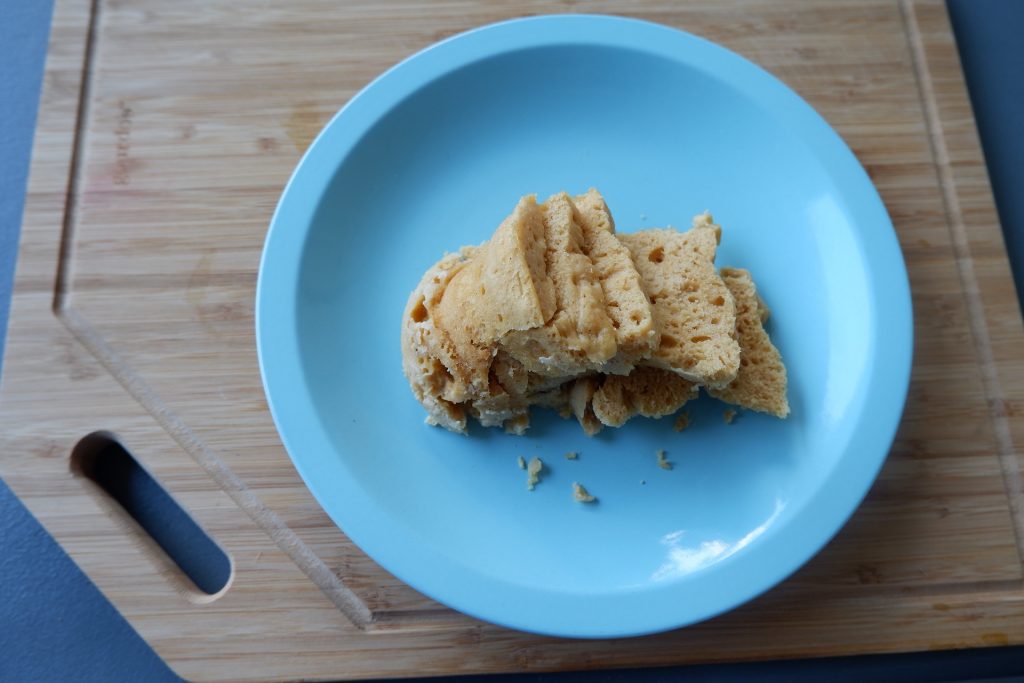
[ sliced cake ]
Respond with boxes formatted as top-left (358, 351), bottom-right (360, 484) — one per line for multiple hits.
top-left (501, 192), bottom-right (618, 377)
top-left (431, 195), bottom-right (556, 394)
top-left (590, 366), bottom-right (698, 429)
top-left (707, 268), bottom-right (789, 417)
top-left (619, 213), bottom-right (740, 386)
top-left (573, 189), bottom-right (657, 373)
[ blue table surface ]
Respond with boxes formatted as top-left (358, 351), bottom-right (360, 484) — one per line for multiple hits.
top-left (2, 1), bottom-right (1023, 681)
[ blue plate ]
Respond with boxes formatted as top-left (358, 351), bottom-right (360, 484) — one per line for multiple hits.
top-left (256, 15), bottom-right (912, 638)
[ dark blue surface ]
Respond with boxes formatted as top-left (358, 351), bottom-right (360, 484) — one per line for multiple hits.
top-left (0, 480), bottom-right (182, 682)
top-left (948, 0), bottom-right (1024, 318)
top-left (2, 1), bottom-right (1024, 680)
top-left (0, 0), bottom-right (51, 366)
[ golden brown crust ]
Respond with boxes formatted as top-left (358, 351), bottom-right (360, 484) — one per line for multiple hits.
top-left (401, 251), bottom-right (473, 432)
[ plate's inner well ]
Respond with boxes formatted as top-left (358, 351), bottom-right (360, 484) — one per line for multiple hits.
top-left (272, 32), bottom-right (907, 634)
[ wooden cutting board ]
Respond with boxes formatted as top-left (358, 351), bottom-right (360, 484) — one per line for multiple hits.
top-left (4, 0), bottom-right (1024, 681)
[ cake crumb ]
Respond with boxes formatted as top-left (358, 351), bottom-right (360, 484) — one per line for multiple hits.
top-left (565, 451), bottom-right (578, 460)
top-left (674, 411), bottom-right (690, 432)
top-left (526, 457), bottom-right (544, 490)
top-left (572, 482), bottom-right (596, 503)
top-left (656, 449), bottom-right (672, 470)
top-left (723, 408), bottom-right (737, 424)
top-left (517, 455), bottom-right (526, 470)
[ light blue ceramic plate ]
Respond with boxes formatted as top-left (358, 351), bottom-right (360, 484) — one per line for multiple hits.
top-left (256, 15), bottom-right (912, 638)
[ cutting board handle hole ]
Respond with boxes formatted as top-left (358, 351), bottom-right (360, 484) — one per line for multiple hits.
top-left (70, 431), bottom-right (233, 599)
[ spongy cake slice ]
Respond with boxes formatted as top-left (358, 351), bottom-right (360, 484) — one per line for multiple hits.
top-left (500, 192), bottom-right (618, 376)
top-left (707, 268), bottom-right (789, 417)
top-left (573, 189), bottom-right (657, 372)
top-left (430, 195), bottom-right (556, 393)
top-left (401, 250), bottom-right (474, 432)
top-left (590, 367), bottom-right (697, 429)
top-left (618, 214), bottom-right (741, 386)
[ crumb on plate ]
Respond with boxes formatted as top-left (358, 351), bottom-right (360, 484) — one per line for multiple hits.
top-left (527, 457), bottom-right (544, 490)
top-left (656, 449), bottom-right (672, 470)
top-left (565, 451), bottom-right (578, 460)
top-left (572, 482), bottom-right (596, 503)
top-left (674, 411), bottom-right (690, 432)
top-left (723, 408), bottom-right (737, 424)
top-left (517, 455), bottom-right (526, 470)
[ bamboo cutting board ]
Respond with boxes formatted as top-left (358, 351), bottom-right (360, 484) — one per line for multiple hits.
top-left (3, 0), bottom-right (1024, 681)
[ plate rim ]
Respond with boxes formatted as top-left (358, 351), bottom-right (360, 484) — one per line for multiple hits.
top-left (256, 13), bottom-right (914, 638)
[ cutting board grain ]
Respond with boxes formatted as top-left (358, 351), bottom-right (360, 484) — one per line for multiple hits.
top-left (3, 0), bottom-right (1024, 681)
